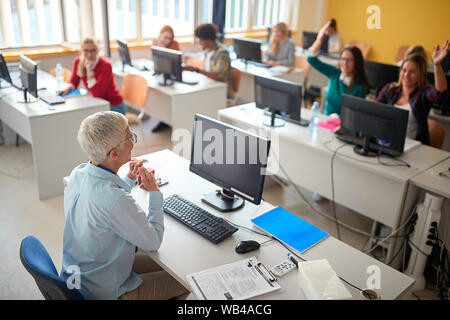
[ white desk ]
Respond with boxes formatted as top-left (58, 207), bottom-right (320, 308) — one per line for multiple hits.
top-left (429, 109), bottom-right (450, 152)
top-left (118, 149), bottom-right (414, 300)
top-left (0, 71), bottom-right (110, 199)
top-left (113, 61), bottom-right (227, 140)
top-left (231, 60), bottom-right (304, 104)
top-left (218, 103), bottom-right (450, 266)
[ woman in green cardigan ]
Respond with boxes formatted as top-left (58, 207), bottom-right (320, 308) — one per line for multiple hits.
top-left (307, 21), bottom-right (369, 115)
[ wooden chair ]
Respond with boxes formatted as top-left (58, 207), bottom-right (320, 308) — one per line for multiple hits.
top-left (346, 40), bottom-right (371, 59)
top-left (395, 46), bottom-right (411, 64)
top-left (121, 74), bottom-right (149, 135)
top-left (231, 67), bottom-right (242, 93)
top-left (227, 67), bottom-right (242, 107)
top-left (295, 56), bottom-right (311, 80)
top-left (428, 118), bottom-right (446, 149)
top-left (49, 67), bottom-right (72, 82)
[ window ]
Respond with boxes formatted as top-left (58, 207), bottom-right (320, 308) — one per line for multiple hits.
top-left (225, 0), bottom-right (248, 32)
top-left (0, 0), bottom-right (64, 48)
top-left (253, 0), bottom-right (289, 29)
top-left (225, 0), bottom-right (297, 33)
top-left (108, 0), bottom-right (137, 41)
top-left (141, 0), bottom-right (194, 39)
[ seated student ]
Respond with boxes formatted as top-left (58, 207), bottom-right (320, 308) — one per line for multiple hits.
top-left (377, 41), bottom-right (449, 145)
top-left (61, 111), bottom-right (188, 300)
top-left (307, 21), bottom-right (368, 116)
top-left (326, 19), bottom-right (343, 54)
top-left (183, 23), bottom-right (234, 100)
top-left (397, 45), bottom-right (434, 71)
top-left (263, 22), bottom-right (295, 67)
top-left (152, 25), bottom-right (181, 51)
top-left (59, 38), bottom-right (126, 115)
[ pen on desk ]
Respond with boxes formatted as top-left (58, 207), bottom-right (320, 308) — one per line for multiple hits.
top-left (287, 253), bottom-right (298, 268)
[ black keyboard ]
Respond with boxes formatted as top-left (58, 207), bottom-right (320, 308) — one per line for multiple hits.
top-left (39, 90), bottom-right (65, 105)
top-left (163, 194), bottom-right (238, 244)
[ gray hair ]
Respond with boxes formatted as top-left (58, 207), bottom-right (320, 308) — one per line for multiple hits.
top-left (77, 111), bottom-right (128, 163)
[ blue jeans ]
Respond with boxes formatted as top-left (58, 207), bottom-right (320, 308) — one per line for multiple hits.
top-left (110, 102), bottom-right (126, 115)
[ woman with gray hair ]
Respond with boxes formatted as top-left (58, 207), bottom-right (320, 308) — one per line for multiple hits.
top-left (61, 111), bottom-right (188, 300)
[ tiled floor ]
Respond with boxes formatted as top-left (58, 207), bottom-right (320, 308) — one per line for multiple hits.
top-left (0, 117), bottom-right (442, 300)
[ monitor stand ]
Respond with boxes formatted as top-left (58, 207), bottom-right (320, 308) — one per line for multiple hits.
top-left (263, 111), bottom-right (285, 127)
top-left (17, 89), bottom-right (37, 104)
top-left (202, 189), bottom-right (244, 212)
top-left (353, 135), bottom-right (378, 157)
top-left (159, 73), bottom-right (174, 86)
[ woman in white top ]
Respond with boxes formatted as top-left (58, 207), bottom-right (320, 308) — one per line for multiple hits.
top-left (326, 19), bottom-right (343, 54)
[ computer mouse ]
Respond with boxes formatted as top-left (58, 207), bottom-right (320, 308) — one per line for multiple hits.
top-left (235, 240), bottom-right (260, 254)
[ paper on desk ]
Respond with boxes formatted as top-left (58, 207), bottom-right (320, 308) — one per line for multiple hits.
top-left (297, 259), bottom-right (352, 300)
top-left (186, 257), bottom-right (280, 300)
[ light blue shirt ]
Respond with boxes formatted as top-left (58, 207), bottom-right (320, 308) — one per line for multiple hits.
top-left (60, 162), bottom-right (164, 300)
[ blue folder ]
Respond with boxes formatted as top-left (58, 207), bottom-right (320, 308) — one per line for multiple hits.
top-left (59, 89), bottom-right (83, 98)
top-left (251, 206), bottom-right (329, 253)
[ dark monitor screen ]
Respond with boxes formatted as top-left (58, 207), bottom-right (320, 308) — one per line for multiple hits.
top-left (339, 94), bottom-right (408, 156)
top-left (234, 38), bottom-right (262, 63)
top-left (302, 31), bottom-right (328, 54)
top-left (20, 55), bottom-right (38, 99)
top-left (151, 46), bottom-right (182, 86)
top-left (0, 52), bottom-right (13, 85)
top-left (365, 60), bottom-right (399, 96)
top-left (254, 75), bottom-right (307, 127)
top-left (117, 39), bottom-right (132, 67)
top-left (190, 114), bottom-right (270, 211)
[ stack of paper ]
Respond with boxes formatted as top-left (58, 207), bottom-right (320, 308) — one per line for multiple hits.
top-left (297, 259), bottom-right (352, 300)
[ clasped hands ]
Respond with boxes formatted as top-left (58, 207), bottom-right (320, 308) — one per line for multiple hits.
top-left (127, 158), bottom-right (160, 192)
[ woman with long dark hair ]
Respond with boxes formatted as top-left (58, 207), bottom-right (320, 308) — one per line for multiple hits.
top-left (307, 21), bottom-right (369, 115)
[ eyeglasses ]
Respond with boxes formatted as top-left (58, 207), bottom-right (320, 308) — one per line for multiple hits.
top-left (340, 57), bottom-right (354, 63)
top-left (106, 132), bottom-right (137, 156)
top-left (82, 48), bottom-right (98, 54)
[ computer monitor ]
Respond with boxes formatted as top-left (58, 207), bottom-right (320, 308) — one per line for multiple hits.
top-left (190, 114), bottom-right (271, 212)
top-left (19, 55), bottom-right (38, 102)
top-left (254, 75), bottom-right (308, 127)
top-left (234, 38), bottom-right (262, 66)
top-left (364, 60), bottom-right (400, 97)
top-left (151, 46), bottom-right (183, 86)
top-left (117, 39), bottom-right (133, 71)
top-left (302, 31), bottom-right (328, 54)
top-left (339, 94), bottom-right (409, 157)
top-left (0, 52), bottom-right (13, 88)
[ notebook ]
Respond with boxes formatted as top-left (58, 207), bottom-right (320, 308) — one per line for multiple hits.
top-left (251, 206), bottom-right (329, 253)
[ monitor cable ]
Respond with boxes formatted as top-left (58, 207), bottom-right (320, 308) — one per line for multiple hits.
top-left (270, 148), bottom-right (374, 239)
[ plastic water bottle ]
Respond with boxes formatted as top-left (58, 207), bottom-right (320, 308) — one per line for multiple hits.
top-left (55, 63), bottom-right (64, 91)
top-left (309, 101), bottom-right (320, 133)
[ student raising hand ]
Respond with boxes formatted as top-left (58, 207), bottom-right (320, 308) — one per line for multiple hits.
top-left (432, 40), bottom-right (449, 65)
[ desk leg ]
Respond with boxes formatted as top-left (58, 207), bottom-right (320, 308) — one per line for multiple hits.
top-left (3, 123), bottom-right (18, 146)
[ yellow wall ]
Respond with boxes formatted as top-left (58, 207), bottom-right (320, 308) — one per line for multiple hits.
top-left (327, 0), bottom-right (450, 64)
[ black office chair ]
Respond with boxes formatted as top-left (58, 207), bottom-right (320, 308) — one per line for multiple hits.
top-left (20, 235), bottom-right (84, 300)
